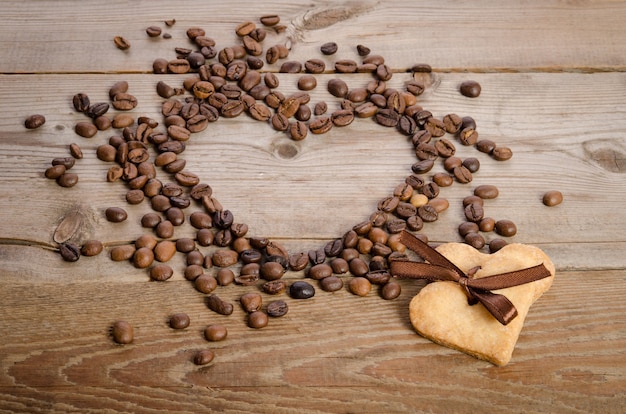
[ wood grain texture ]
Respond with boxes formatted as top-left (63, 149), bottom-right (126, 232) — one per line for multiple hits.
top-left (0, 0), bottom-right (625, 413)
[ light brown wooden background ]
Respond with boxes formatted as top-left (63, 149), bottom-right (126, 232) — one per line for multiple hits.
top-left (1, 1), bottom-right (625, 413)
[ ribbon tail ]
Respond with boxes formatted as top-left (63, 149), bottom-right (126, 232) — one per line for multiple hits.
top-left (470, 289), bottom-right (518, 325)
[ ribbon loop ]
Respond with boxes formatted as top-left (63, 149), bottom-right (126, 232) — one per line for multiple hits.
top-left (390, 231), bottom-right (552, 325)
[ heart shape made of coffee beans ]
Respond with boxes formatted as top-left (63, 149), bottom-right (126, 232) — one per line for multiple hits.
top-left (44, 17), bottom-right (538, 364)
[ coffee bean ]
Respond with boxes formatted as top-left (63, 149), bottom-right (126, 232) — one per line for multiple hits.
top-left (474, 185), bottom-right (499, 199)
top-left (464, 203), bottom-right (484, 222)
top-left (335, 59), bottom-right (358, 73)
top-left (297, 74), bottom-right (317, 91)
top-left (460, 80), bottom-right (481, 98)
top-left (261, 280), bottom-right (286, 295)
top-left (113, 36), bottom-right (130, 50)
top-left (194, 350), bottom-right (215, 365)
top-left (212, 249), bottom-right (238, 267)
top-left (111, 93), bottom-right (138, 111)
top-left (479, 217), bottom-right (496, 232)
top-left (320, 42), bottom-right (338, 55)
top-left (319, 275), bottom-right (344, 292)
top-left (489, 238), bottom-right (508, 253)
top-left (111, 321), bottom-right (133, 344)
top-left (279, 61), bottom-right (302, 73)
top-left (206, 294), bottom-right (233, 315)
top-left (492, 146), bottom-right (513, 161)
top-left (146, 26), bottom-right (162, 37)
top-left (290, 281), bottom-right (315, 299)
top-left (240, 292), bottom-right (262, 313)
top-left (453, 165), bottom-right (473, 183)
top-left (72, 93), bottom-right (90, 112)
top-left (375, 108), bottom-right (400, 127)
top-left (169, 313), bottom-right (190, 330)
top-left (309, 116), bottom-right (332, 134)
top-left (327, 78), bottom-right (348, 98)
top-left (543, 190), bottom-right (563, 206)
top-left (463, 157), bottom-right (480, 173)
top-left (133, 247), bottom-right (154, 269)
top-left (418, 205), bottom-right (438, 222)
top-left (266, 300), bottom-right (288, 317)
top-left (203, 324), bottom-right (227, 342)
top-left (261, 261), bottom-right (285, 281)
top-left (349, 257), bottom-right (369, 277)
top-left (495, 219), bottom-right (517, 237)
top-left (381, 281), bottom-right (401, 300)
top-left (105, 207), bottom-right (127, 223)
top-left (349, 277), bottom-right (371, 296)
top-left (260, 14), bottom-right (280, 26)
top-left (59, 242), bottom-right (80, 262)
top-left (110, 245), bottom-right (136, 262)
top-left (464, 232), bottom-right (486, 249)
top-left (81, 240), bottom-right (103, 257)
top-left (75, 121), bottom-right (97, 138)
top-left (154, 240), bottom-right (176, 262)
top-left (25, 114), bottom-right (45, 129)
top-left (248, 311), bottom-right (269, 329)
top-left (476, 139), bottom-right (496, 154)
top-left (458, 221), bottom-right (480, 237)
top-left (45, 164), bottom-right (66, 180)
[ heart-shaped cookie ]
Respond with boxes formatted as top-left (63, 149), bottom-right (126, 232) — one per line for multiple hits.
top-left (408, 242), bottom-right (555, 366)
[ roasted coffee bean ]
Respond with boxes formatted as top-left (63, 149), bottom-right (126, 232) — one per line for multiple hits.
top-left (376, 64), bottom-right (393, 81)
top-left (474, 184), bottom-right (499, 199)
top-left (266, 300), bottom-right (288, 317)
top-left (260, 261), bottom-right (285, 281)
top-left (308, 263), bottom-right (332, 280)
top-left (296, 74), bottom-right (317, 91)
top-left (260, 280), bottom-right (286, 296)
top-left (69, 143), bottom-right (83, 159)
top-left (279, 60), bottom-right (302, 73)
top-left (327, 78), bottom-right (348, 98)
top-left (146, 25), bottom-right (162, 37)
top-left (417, 205), bottom-right (438, 222)
top-left (411, 130), bottom-right (432, 146)
top-left (195, 274), bottom-right (218, 294)
top-left (406, 215), bottom-right (424, 231)
top-left (442, 113), bottom-right (463, 134)
top-left (479, 217), bottom-right (496, 232)
top-left (349, 258), bottom-right (369, 277)
top-left (105, 207), bottom-right (127, 223)
top-left (72, 93), bottom-right (90, 112)
top-left (349, 277), bottom-right (371, 296)
top-left (25, 114), bottom-right (45, 129)
top-left (212, 249), bottom-right (238, 267)
top-left (465, 232), bottom-right (486, 249)
top-left (113, 36), bottom-right (130, 50)
top-left (443, 157), bottom-right (462, 172)
top-left (341, 248), bottom-right (360, 262)
top-left (110, 245), bottom-right (136, 262)
top-left (331, 109), bottom-right (355, 127)
top-left (309, 116), bottom-right (332, 134)
top-left (153, 58), bottom-right (168, 74)
top-left (169, 313), bottom-right (190, 330)
top-left (432, 172), bottom-right (453, 187)
top-left (45, 164), bottom-right (66, 179)
top-left (290, 281), bottom-right (315, 299)
top-left (397, 115), bottom-right (417, 136)
top-left (463, 157), bottom-right (480, 173)
top-left (329, 257), bottom-right (349, 274)
top-left (94, 115), bottom-right (111, 130)
top-left (75, 121), bottom-right (97, 138)
top-left (463, 195), bottom-right (483, 207)
top-left (248, 311), bottom-right (269, 329)
top-left (111, 321), bottom-right (133, 344)
top-left (319, 276), bottom-right (344, 292)
top-left (175, 171), bottom-right (200, 187)
top-left (335, 59), bottom-right (358, 73)
top-left (458, 221), bottom-right (480, 237)
top-left (81, 240), bottom-right (103, 257)
top-left (203, 324), bottom-right (227, 342)
top-left (412, 159), bottom-right (435, 174)
top-left (381, 281), bottom-right (401, 300)
top-left (320, 42), bottom-right (338, 55)
top-left (176, 238), bottom-right (195, 253)
top-left (111, 93), bottom-right (138, 111)
top-left (406, 80), bottom-right (425, 96)
top-left (194, 350), bottom-right (215, 366)
top-left (492, 146), bottom-right (513, 161)
top-left (489, 238), bottom-right (508, 253)
top-left (435, 139), bottom-right (456, 158)
top-left (154, 240), bottom-right (176, 262)
top-left (476, 139), bottom-right (496, 154)
top-left (214, 269), bottom-right (234, 286)
top-left (150, 263), bottom-right (174, 282)
top-left (375, 108), bottom-right (400, 127)
top-left (543, 190), bottom-right (563, 206)
top-left (260, 14), bottom-right (280, 26)
top-left (59, 242), bottom-right (80, 262)
top-left (460, 80), bottom-right (481, 98)
top-left (126, 189), bottom-right (144, 204)
top-left (240, 292), bottom-right (262, 313)
top-left (141, 213), bottom-right (161, 228)
top-left (459, 127), bottom-right (479, 146)
top-left (464, 203), bottom-right (484, 222)
top-left (206, 294), bottom-right (233, 315)
top-left (495, 219), bottom-right (517, 237)
top-left (186, 251), bottom-right (204, 267)
top-left (453, 165), bottom-right (473, 183)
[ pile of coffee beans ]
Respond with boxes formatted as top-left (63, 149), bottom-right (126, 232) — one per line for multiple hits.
top-left (29, 14), bottom-right (562, 365)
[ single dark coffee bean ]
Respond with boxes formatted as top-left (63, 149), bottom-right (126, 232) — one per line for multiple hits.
top-left (72, 93), bottom-right (90, 113)
top-left (458, 221), bottom-right (480, 237)
top-left (111, 321), bottom-right (133, 344)
top-left (25, 114), bottom-right (45, 129)
top-left (146, 25), bottom-right (162, 37)
top-left (417, 205), bottom-right (438, 222)
top-left (309, 116), bottom-right (332, 134)
top-left (463, 157), bottom-right (480, 173)
top-left (543, 190), bottom-right (563, 206)
top-left (320, 42), bottom-right (338, 55)
top-left (266, 300), bottom-right (288, 317)
top-left (169, 313), bottom-right (190, 330)
top-left (479, 217), bottom-right (496, 232)
top-left (495, 219), bottom-right (517, 237)
top-left (327, 78), bottom-right (348, 98)
top-left (59, 242), bottom-right (80, 262)
top-left (45, 164), bottom-right (66, 179)
top-left (412, 159), bottom-right (435, 174)
top-left (262, 280), bottom-right (287, 295)
top-left (465, 232), bottom-right (486, 249)
top-left (319, 275), bottom-right (344, 292)
top-left (489, 238), bottom-right (508, 253)
top-left (381, 281), bottom-right (401, 300)
top-left (240, 292), bottom-right (263, 313)
top-left (335, 59), bottom-right (358, 73)
top-left (75, 121), bottom-right (97, 138)
top-left (290, 281), bottom-right (315, 299)
top-left (105, 207), bottom-right (127, 223)
top-left (248, 311), bottom-right (269, 329)
top-left (375, 108), bottom-right (400, 127)
top-left (194, 350), bottom-right (215, 365)
top-left (460, 80), bottom-right (481, 98)
top-left (464, 203), bottom-right (484, 222)
top-left (458, 127), bottom-right (478, 146)
top-left (463, 195), bottom-right (484, 207)
top-left (260, 14), bottom-right (280, 26)
top-left (279, 60), bottom-right (302, 73)
top-left (356, 44), bottom-right (371, 56)
top-left (476, 139), bottom-right (496, 154)
top-left (453, 166), bottom-right (473, 184)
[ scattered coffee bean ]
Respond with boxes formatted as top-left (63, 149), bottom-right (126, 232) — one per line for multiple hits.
top-left (169, 313), bottom-right (190, 330)
top-left (24, 114), bottom-right (45, 129)
top-left (290, 281), bottom-right (315, 299)
top-left (248, 311), bottom-right (269, 329)
top-left (59, 242), bottom-right (81, 262)
top-left (105, 207), bottom-right (127, 223)
top-left (381, 281), bottom-right (401, 300)
top-left (320, 42), bottom-right (338, 55)
top-left (267, 300), bottom-right (289, 317)
top-left (113, 36), bottom-right (131, 50)
top-left (204, 324), bottom-right (228, 341)
top-left (349, 277), bottom-right (372, 297)
top-left (460, 80), bottom-right (481, 98)
top-left (495, 219), bottom-right (517, 237)
top-left (194, 349), bottom-right (215, 365)
top-left (207, 294), bottom-right (234, 315)
top-left (543, 190), bottom-right (563, 206)
top-left (111, 320), bottom-right (133, 344)
top-left (240, 292), bottom-right (262, 313)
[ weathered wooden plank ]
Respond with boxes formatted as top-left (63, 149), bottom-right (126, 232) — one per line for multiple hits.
top-left (0, 268), bottom-right (624, 413)
top-left (0, 72), bottom-right (624, 270)
top-left (1, 0), bottom-right (625, 74)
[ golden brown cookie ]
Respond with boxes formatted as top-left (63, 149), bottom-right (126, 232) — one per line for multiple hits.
top-left (408, 242), bottom-right (555, 366)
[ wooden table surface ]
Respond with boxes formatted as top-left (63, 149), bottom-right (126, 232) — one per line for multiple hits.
top-left (1, 1), bottom-right (625, 412)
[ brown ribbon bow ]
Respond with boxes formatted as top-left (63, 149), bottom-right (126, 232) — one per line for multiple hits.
top-left (390, 231), bottom-right (552, 325)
